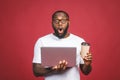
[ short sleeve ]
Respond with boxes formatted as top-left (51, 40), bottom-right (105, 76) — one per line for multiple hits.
top-left (76, 38), bottom-right (85, 67)
top-left (32, 39), bottom-right (43, 63)
top-left (79, 55), bottom-right (84, 64)
top-left (80, 38), bottom-right (85, 64)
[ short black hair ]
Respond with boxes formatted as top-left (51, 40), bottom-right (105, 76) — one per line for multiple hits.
top-left (52, 10), bottom-right (69, 20)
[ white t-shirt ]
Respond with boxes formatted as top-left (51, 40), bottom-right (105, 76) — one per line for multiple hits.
top-left (33, 33), bottom-right (85, 80)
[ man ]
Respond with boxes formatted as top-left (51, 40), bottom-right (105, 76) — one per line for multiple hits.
top-left (32, 10), bottom-right (92, 80)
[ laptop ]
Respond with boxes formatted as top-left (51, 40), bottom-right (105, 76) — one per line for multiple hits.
top-left (41, 47), bottom-right (76, 67)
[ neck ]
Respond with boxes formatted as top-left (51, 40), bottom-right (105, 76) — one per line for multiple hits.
top-left (64, 33), bottom-right (70, 38)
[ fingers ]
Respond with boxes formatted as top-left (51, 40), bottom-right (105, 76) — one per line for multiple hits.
top-left (62, 60), bottom-right (68, 70)
top-left (52, 65), bottom-right (58, 70)
top-left (84, 53), bottom-right (92, 61)
top-left (52, 60), bottom-right (68, 70)
top-left (59, 60), bottom-right (68, 69)
top-left (59, 60), bottom-right (68, 70)
top-left (83, 53), bottom-right (92, 66)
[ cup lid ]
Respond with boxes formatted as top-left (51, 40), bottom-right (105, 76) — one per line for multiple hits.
top-left (81, 42), bottom-right (90, 46)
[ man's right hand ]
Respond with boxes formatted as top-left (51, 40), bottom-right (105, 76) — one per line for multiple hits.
top-left (52, 60), bottom-right (68, 71)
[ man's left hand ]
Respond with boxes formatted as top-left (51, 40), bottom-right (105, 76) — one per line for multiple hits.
top-left (83, 53), bottom-right (92, 66)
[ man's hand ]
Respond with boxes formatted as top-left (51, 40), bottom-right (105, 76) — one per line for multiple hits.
top-left (83, 53), bottom-right (92, 66)
top-left (52, 60), bottom-right (68, 71)
top-left (80, 52), bottom-right (92, 75)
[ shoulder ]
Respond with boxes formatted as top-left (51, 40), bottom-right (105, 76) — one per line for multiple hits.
top-left (70, 33), bottom-right (85, 42)
top-left (35, 33), bottom-right (53, 44)
top-left (38, 33), bottom-right (53, 40)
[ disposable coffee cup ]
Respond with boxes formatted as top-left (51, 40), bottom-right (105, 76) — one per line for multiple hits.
top-left (80, 42), bottom-right (90, 58)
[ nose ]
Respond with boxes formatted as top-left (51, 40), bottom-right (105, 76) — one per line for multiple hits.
top-left (58, 21), bottom-right (62, 26)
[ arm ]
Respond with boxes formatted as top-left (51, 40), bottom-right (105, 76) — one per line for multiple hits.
top-left (33, 63), bottom-right (55, 77)
top-left (80, 53), bottom-right (92, 75)
top-left (80, 63), bottom-right (92, 75)
top-left (33, 60), bottom-right (69, 77)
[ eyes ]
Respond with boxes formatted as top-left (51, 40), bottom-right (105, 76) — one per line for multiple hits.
top-left (53, 19), bottom-right (68, 24)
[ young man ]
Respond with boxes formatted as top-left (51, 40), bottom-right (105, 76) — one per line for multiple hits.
top-left (32, 10), bottom-right (92, 80)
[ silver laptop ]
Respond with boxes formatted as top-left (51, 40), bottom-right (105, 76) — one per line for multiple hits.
top-left (41, 47), bottom-right (76, 67)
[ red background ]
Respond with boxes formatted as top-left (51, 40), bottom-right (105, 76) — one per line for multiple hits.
top-left (0, 0), bottom-right (120, 80)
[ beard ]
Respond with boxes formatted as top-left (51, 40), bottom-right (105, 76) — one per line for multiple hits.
top-left (52, 23), bottom-right (69, 39)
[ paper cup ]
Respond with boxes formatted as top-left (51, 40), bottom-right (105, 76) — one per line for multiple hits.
top-left (80, 42), bottom-right (90, 58)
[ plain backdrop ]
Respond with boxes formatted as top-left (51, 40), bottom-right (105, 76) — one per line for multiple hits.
top-left (0, 0), bottom-right (120, 80)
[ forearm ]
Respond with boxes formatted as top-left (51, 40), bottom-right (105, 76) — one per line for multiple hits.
top-left (80, 64), bottom-right (92, 75)
top-left (33, 63), bottom-right (69, 77)
top-left (33, 63), bottom-right (55, 77)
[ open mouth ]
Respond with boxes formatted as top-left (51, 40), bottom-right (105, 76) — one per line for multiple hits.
top-left (58, 28), bottom-right (63, 34)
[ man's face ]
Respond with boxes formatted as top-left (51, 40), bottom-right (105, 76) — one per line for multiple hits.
top-left (52, 13), bottom-right (69, 38)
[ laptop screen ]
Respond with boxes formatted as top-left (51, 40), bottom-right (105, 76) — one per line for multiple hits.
top-left (41, 47), bottom-right (76, 67)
